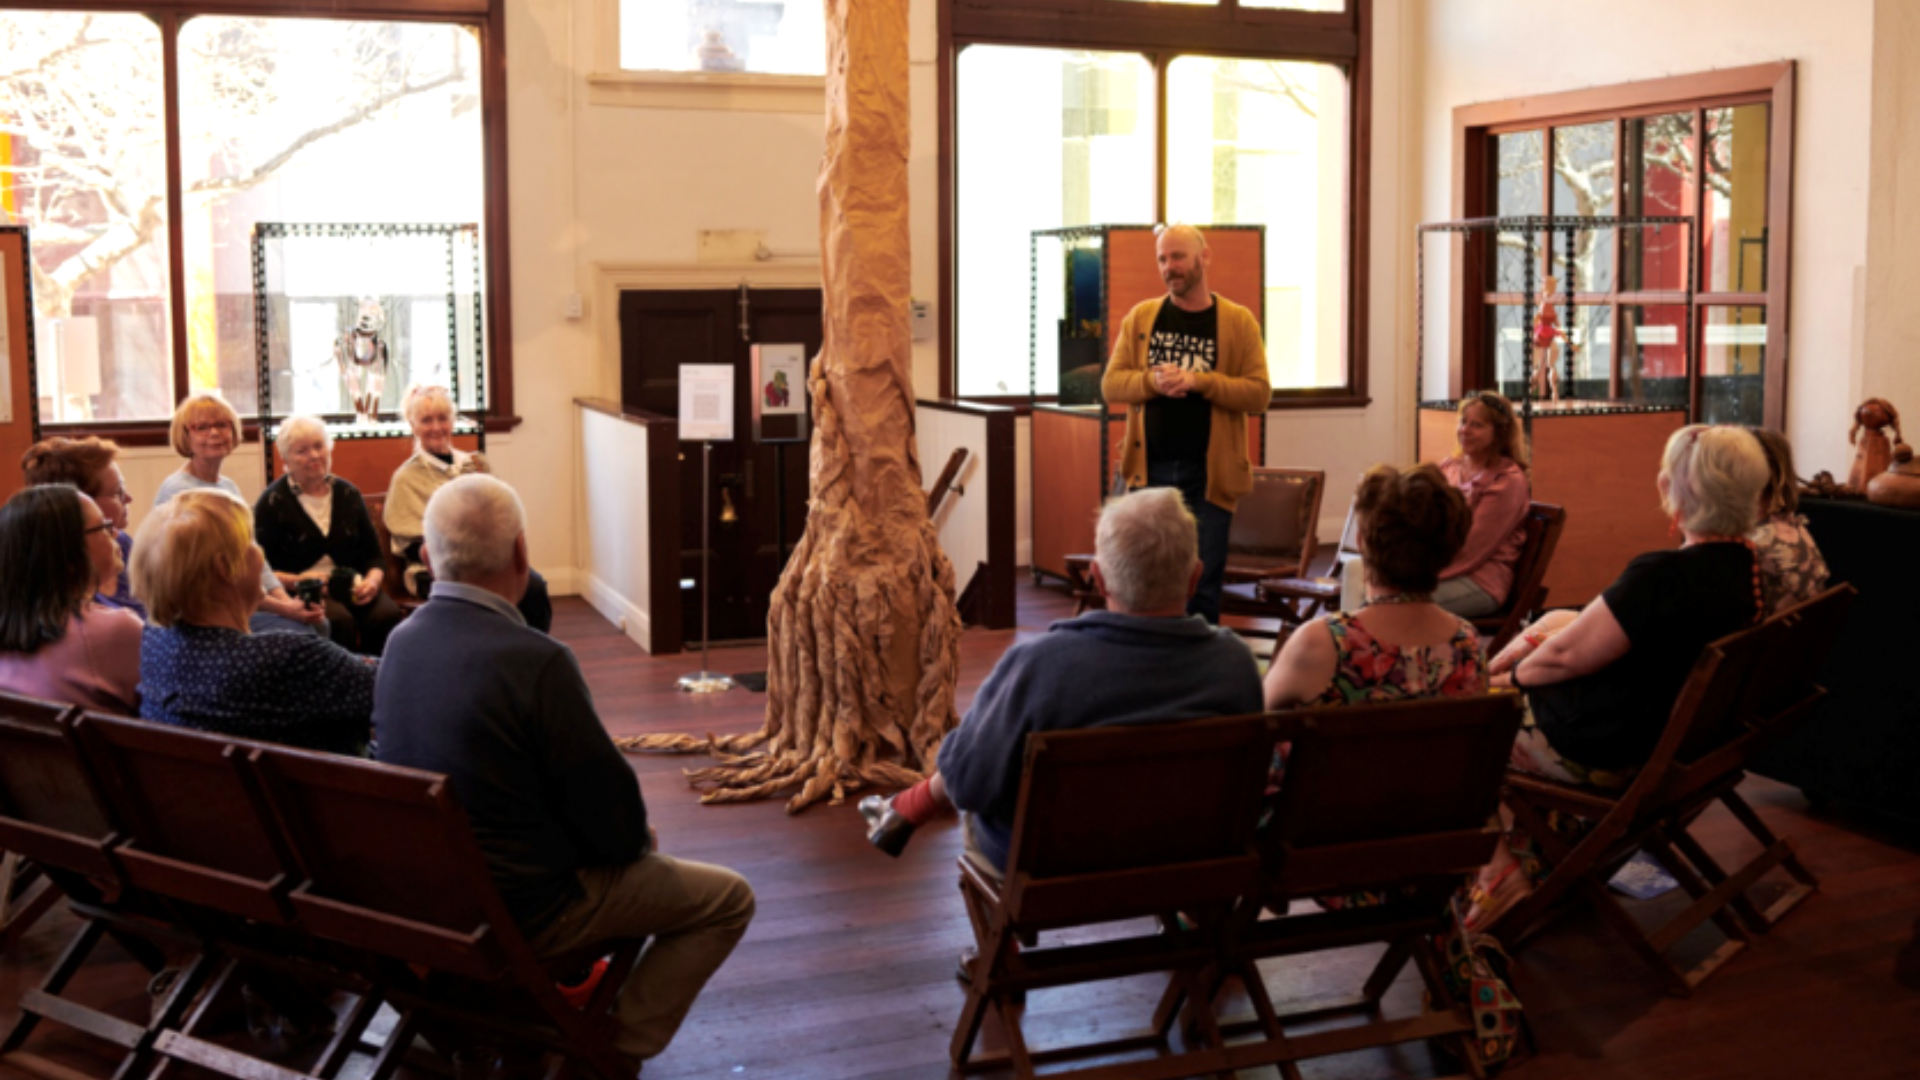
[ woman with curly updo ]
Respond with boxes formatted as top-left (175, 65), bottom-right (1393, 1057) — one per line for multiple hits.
top-left (1264, 462), bottom-right (1488, 709)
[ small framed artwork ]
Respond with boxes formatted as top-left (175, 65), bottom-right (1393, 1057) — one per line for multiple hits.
top-left (751, 343), bottom-right (810, 444)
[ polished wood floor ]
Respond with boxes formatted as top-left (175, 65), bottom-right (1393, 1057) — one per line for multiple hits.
top-left (4, 583), bottom-right (1920, 1079)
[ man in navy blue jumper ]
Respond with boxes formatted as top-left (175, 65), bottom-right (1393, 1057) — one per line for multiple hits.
top-left (375, 475), bottom-right (753, 1073)
top-left (927, 487), bottom-right (1263, 873)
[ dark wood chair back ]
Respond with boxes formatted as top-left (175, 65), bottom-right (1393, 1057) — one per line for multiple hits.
top-left (0, 692), bottom-right (118, 880)
top-left (1000, 714), bottom-right (1271, 929)
top-left (363, 491), bottom-right (423, 609)
top-left (1262, 694), bottom-right (1523, 899)
top-left (1225, 468), bottom-right (1325, 583)
top-left (1472, 501), bottom-right (1566, 655)
top-left (1672, 585), bottom-right (1854, 768)
top-left (67, 714), bottom-right (300, 925)
top-left (249, 744), bottom-right (517, 981)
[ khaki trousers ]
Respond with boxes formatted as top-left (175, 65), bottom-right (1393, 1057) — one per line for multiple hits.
top-left (528, 853), bottom-right (755, 1060)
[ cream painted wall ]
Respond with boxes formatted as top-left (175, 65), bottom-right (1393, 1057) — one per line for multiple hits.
top-left (495, 0), bottom-right (941, 593)
top-left (1404, 0), bottom-right (1875, 477)
top-left (1864, 0), bottom-right (1920, 421)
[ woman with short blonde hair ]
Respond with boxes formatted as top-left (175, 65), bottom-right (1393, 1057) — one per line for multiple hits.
top-left (255, 416), bottom-right (404, 654)
top-left (1470, 424), bottom-right (1770, 929)
top-left (384, 385), bottom-right (551, 630)
top-left (133, 489), bottom-right (377, 756)
top-left (151, 391), bottom-right (324, 634)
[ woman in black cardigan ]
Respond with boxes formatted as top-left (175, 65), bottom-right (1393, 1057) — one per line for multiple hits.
top-left (254, 416), bottom-right (404, 655)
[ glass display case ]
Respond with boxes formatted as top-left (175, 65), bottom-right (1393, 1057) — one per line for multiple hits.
top-left (250, 222), bottom-right (485, 483)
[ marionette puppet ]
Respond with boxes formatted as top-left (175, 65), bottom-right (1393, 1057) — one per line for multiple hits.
top-left (336, 297), bottom-right (391, 424)
top-left (1529, 275), bottom-right (1575, 403)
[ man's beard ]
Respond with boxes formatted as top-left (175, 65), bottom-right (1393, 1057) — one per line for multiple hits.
top-left (1165, 272), bottom-right (1196, 297)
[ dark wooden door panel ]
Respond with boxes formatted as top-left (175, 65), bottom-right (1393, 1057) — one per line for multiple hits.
top-left (618, 287), bottom-right (820, 646)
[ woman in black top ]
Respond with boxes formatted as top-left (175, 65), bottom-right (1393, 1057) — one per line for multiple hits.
top-left (1467, 424), bottom-right (1770, 927)
top-left (254, 416), bottom-right (404, 655)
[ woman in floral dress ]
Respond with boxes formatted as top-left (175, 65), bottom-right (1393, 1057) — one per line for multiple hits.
top-left (1747, 426), bottom-right (1830, 615)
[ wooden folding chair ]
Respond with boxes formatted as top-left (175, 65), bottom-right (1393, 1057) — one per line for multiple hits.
top-left (246, 745), bottom-right (643, 1080)
top-left (68, 714), bottom-right (384, 1080)
top-left (1495, 585), bottom-right (1857, 996)
top-left (950, 714), bottom-right (1272, 1078)
top-left (0, 693), bottom-right (208, 1080)
top-left (1469, 502), bottom-right (1565, 655)
top-left (1182, 695), bottom-right (1524, 1079)
top-left (364, 492), bottom-right (424, 613)
top-left (1239, 497), bottom-right (1361, 628)
top-left (0, 695), bottom-right (74, 952)
top-left (1223, 467), bottom-right (1325, 584)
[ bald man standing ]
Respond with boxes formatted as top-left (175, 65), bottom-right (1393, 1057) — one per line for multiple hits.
top-left (1101, 224), bottom-right (1272, 624)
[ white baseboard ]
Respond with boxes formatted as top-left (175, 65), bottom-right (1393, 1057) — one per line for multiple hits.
top-left (581, 572), bottom-right (654, 654)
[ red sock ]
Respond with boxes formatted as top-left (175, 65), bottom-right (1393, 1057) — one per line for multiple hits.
top-left (891, 780), bottom-right (939, 825)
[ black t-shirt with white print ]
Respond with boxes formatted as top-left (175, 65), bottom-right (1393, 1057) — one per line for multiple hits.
top-left (1142, 298), bottom-right (1218, 465)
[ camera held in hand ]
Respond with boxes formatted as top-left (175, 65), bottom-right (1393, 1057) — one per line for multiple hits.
top-left (294, 578), bottom-right (325, 608)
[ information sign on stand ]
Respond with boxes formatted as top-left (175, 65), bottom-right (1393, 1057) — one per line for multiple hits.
top-left (677, 363), bottom-right (735, 694)
top-left (750, 344), bottom-right (809, 444)
top-left (679, 363), bottom-right (735, 443)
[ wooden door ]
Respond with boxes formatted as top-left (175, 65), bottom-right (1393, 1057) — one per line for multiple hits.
top-left (619, 288), bottom-right (819, 646)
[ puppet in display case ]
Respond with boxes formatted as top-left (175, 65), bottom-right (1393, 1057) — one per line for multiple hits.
top-left (335, 296), bottom-right (391, 424)
top-left (1529, 275), bottom-right (1574, 403)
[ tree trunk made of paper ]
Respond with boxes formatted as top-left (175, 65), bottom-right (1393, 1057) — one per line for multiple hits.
top-left (618, 0), bottom-right (962, 814)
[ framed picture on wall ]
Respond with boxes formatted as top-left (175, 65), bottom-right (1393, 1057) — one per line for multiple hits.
top-left (751, 342), bottom-right (810, 443)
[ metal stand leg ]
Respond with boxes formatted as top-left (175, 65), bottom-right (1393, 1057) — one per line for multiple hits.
top-left (678, 440), bottom-right (734, 694)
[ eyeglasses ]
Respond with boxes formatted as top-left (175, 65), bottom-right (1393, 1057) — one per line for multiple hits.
top-left (82, 521), bottom-right (117, 537)
top-left (188, 422), bottom-right (231, 435)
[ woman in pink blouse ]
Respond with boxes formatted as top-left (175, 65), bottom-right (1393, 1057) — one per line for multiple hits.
top-left (1432, 391), bottom-right (1532, 618)
top-left (0, 485), bottom-right (143, 714)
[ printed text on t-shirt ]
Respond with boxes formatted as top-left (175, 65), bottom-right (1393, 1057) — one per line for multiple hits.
top-left (1148, 331), bottom-right (1216, 374)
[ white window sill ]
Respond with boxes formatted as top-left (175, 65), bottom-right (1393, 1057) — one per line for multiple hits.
top-left (586, 71), bottom-right (826, 113)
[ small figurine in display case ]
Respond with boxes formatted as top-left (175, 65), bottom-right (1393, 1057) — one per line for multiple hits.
top-left (1529, 275), bottom-right (1574, 403)
top-left (1846, 396), bottom-right (1902, 492)
top-left (335, 297), bottom-right (390, 424)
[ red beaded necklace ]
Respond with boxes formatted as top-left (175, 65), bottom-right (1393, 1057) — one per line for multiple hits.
top-left (1685, 534), bottom-right (1765, 623)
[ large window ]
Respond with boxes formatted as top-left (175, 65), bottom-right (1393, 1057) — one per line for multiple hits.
top-left (0, 2), bottom-right (501, 433)
top-left (1455, 65), bottom-right (1792, 428)
top-left (942, 0), bottom-right (1368, 404)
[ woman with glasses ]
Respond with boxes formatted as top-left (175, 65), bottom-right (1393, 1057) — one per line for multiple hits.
top-left (153, 391), bottom-right (325, 634)
top-left (21, 435), bottom-right (144, 619)
top-left (0, 485), bottom-right (143, 714)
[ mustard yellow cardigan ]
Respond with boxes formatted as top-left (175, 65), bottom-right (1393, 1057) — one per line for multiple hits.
top-left (1100, 295), bottom-right (1272, 513)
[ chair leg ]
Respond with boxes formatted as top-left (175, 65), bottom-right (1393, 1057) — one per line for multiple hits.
top-left (1658, 824), bottom-right (1768, 938)
top-left (1718, 790), bottom-right (1819, 928)
top-left (3, 916), bottom-right (108, 1053)
top-left (1362, 938), bottom-right (1413, 1004)
top-left (1578, 876), bottom-right (1697, 997)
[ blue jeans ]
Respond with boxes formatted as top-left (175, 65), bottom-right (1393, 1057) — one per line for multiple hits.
top-left (1146, 457), bottom-right (1231, 624)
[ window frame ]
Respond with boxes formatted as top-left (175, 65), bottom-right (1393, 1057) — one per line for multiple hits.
top-left (1450, 62), bottom-right (1794, 429)
top-left (937, 0), bottom-right (1372, 408)
top-left (5, 0), bottom-right (516, 445)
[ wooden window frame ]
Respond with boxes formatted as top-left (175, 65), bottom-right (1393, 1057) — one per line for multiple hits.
top-left (937, 0), bottom-right (1372, 409)
top-left (7, 0), bottom-right (516, 446)
top-left (1450, 62), bottom-right (1793, 429)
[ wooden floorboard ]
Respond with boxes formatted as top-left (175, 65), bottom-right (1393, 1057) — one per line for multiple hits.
top-left (4, 581), bottom-right (1919, 1079)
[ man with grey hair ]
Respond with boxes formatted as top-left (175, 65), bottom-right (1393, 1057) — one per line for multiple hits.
top-left (1102, 223), bottom-right (1272, 625)
top-left (860, 487), bottom-right (1262, 870)
top-left (375, 475), bottom-right (754, 1074)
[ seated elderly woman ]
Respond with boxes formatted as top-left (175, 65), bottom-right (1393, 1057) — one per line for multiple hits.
top-left (255, 415), bottom-right (405, 655)
top-left (1472, 424), bottom-right (1771, 928)
top-left (153, 390), bottom-right (325, 636)
top-left (132, 488), bottom-right (377, 756)
top-left (0, 485), bottom-right (144, 714)
top-left (385, 385), bottom-right (552, 632)
top-left (1747, 426), bottom-right (1830, 615)
top-left (21, 435), bottom-right (142, 619)
top-left (1265, 462), bottom-right (1487, 710)
top-left (1432, 390), bottom-right (1532, 618)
